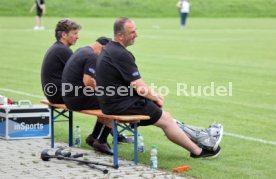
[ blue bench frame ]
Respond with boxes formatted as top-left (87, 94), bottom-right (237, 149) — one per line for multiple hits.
top-left (49, 106), bottom-right (142, 168)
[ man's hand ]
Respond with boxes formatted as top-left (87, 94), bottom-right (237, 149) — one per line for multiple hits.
top-left (83, 74), bottom-right (96, 90)
top-left (131, 79), bottom-right (165, 108)
top-left (41, 5), bottom-right (46, 14)
top-left (154, 93), bottom-right (164, 108)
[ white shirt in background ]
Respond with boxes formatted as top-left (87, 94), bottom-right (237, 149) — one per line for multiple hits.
top-left (180, 1), bottom-right (190, 13)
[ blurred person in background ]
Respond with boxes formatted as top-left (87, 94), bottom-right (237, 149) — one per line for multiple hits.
top-left (176, 0), bottom-right (190, 28)
top-left (30, 0), bottom-right (46, 30)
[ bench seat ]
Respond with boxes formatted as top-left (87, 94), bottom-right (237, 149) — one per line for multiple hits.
top-left (40, 99), bottom-right (150, 168)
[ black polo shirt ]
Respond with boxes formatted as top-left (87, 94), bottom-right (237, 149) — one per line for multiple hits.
top-left (61, 46), bottom-right (99, 110)
top-left (62, 46), bottom-right (97, 97)
top-left (96, 41), bottom-right (141, 114)
top-left (41, 41), bottom-right (73, 103)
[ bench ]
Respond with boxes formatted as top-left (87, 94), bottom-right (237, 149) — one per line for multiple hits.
top-left (40, 99), bottom-right (150, 168)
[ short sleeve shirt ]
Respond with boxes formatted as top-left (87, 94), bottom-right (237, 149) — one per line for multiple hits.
top-left (62, 46), bottom-right (97, 97)
top-left (36, 0), bottom-right (44, 11)
top-left (96, 41), bottom-right (142, 114)
top-left (41, 41), bottom-right (73, 102)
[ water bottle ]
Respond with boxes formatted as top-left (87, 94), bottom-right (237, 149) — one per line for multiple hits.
top-left (0, 95), bottom-right (7, 105)
top-left (74, 126), bottom-right (81, 147)
top-left (138, 134), bottom-right (145, 153)
top-left (150, 145), bottom-right (158, 170)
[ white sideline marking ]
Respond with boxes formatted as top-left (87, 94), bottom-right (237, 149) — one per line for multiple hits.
top-left (1, 88), bottom-right (275, 146)
top-left (0, 88), bottom-right (44, 99)
top-left (224, 132), bottom-right (276, 146)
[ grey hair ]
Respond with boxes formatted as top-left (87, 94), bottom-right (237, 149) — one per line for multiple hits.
top-left (113, 17), bottom-right (132, 36)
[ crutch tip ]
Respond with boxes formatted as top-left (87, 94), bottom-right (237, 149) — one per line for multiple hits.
top-left (113, 165), bottom-right (119, 169)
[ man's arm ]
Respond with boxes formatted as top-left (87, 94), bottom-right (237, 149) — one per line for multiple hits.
top-left (176, 1), bottom-right (182, 8)
top-left (40, 4), bottom-right (46, 14)
top-left (30, 3), bottom-right (35, 12)
top-left (131, 79), bottom-right (164, 108)
top-left (83, 74), bottom-right (96, 91)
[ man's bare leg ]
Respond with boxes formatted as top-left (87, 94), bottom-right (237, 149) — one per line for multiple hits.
top-left (154, 111), bottom-right (202, 155)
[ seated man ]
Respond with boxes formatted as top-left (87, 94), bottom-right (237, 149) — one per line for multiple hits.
top-left (96, 17), bottom-right (223, 158)
top-left (41, 19), bottom-right (81, 104)
top-left (62, 37), bottom-right (113, 155)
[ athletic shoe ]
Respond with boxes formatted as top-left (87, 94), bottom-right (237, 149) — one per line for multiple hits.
top-left (175, 120), bottom-right (223, 151)
top-left (201, 122), bottom-right (223, 151)
top-left (208, 122), bottom-right (223, 136)
top-left (86, 134), bottom-right (113, 155)
top-left (85, 134), bottom-right (95, 147)
top-left (39, 26), bottom-right (45, 30)
top-left (117, 133), bottom-right (134, 144)
top-left (190, 146), bottom-right (221, 159)
top-left (33, 26), bottom-right (39, 30)
top-left (93, 140), bottom-right (113, 155)
top-left (193, 123), bottom-right (223, 151)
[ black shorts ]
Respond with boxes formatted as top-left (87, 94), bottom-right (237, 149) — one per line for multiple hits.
top-left (120, 98), bottom-right (162, 126)
top-left (63, 95), bottom-right (100, 111)
top-left (36, 9), bottom-right (43, 17)
top-left (46, 94), bottom-right (64, 104)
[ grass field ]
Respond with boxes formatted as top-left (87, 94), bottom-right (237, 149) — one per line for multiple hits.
top-left (1, 0), bottom-right (276, 17)
top-left (0, 17), bottom-right (276, 179)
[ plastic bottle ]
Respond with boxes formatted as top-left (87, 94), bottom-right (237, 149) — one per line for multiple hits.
top-left (0, 95), bottom-right (7, 105)
top-left (74, 126), bottom-right (81, 147)
top-left (150, 145), bottom-right (158, 170)
top-left (138, 134), bottom-right (145, 153)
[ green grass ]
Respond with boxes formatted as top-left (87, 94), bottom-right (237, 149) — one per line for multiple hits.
top-left (0, 0), bottom-right (276, 17)
top-left (0, 17), bottom-right (276, 179)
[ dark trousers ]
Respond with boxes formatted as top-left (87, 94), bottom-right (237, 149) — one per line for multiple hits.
top-left (180, 12), bottom-right (189, 27)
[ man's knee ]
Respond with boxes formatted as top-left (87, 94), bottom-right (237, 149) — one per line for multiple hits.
top-left (155, 111), bottom-right (174, 127)
top-left (163, 112), bottom-right (174, 122)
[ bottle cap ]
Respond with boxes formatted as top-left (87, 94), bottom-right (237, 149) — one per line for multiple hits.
top-left (151, 144), bottom-right (156, 148)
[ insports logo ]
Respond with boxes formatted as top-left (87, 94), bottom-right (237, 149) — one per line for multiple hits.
top-left (14, 122), bottom-right (44, 131)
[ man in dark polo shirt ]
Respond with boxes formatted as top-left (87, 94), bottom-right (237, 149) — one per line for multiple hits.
top-left (62, 37), bottom-right (113, 155)
top-left (96, 17), bottom-right (223, 159)
top-left (41, 19), bottom-right (81, 104)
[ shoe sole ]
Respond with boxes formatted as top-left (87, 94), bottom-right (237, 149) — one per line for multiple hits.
top-left (117, 141), bottom-right (133, 144)
top-left (94, 149), bottom-right (113, 156)
top-left (213, 126), bottom-right (223, 151)
top-left (202, 149), bottom-right (221, 159)
top-left (85, 138), bottom-right (94, 148)
top-left (92, 144), bottom-right (114, 155)
top-left (113, 138), bottom-right (134, 144)
top-left (191, 147), bottom-right (221, 159)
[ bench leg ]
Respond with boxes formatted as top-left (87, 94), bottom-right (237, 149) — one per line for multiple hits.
top-left (112, 120), bottom-right (119, 168)
top-left (50, 107), bottom-right (54, 148)
top-left (69, 111), bottom-right (73, 146)
top-left (50, 107), bottom-right (73, 148)
top-left (133, 123), bottom-right (138, 165)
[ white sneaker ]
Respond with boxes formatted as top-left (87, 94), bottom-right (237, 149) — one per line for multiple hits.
top-left (175, 120), bottom-right (223, 151)
top-left (33, 26), bottom-right (39, 30)
top-left (199, 123), bottom-right (223, 151)
top-left (39, 26), bottom-right (45, 30)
